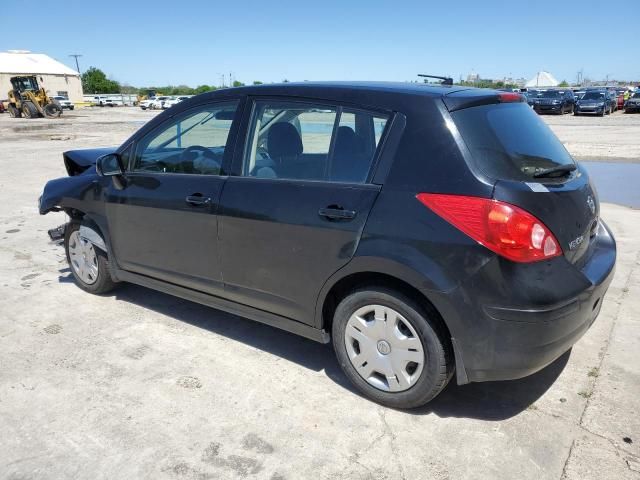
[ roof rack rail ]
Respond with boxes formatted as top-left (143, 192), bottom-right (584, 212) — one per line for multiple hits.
top-left (418, 74), bottom-right (453, 86)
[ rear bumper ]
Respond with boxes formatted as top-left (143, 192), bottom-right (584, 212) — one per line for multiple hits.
top-left (437, 220), bottom-right (616, 384)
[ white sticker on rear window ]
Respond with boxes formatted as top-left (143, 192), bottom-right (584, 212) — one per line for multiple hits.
top-left (525, 182), bottom-right (549, 193)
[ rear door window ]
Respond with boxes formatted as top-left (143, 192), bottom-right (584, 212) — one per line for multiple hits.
top-left (451, 102), bottom-right (575, 182)
top-left (244, 101), bottom-right (389, 183)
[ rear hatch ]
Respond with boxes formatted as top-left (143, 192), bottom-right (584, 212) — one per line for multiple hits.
top-left (445, 92), bottom-right (599, 265)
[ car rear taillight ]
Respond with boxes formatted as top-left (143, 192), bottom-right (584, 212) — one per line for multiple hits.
top-left (497, 92), bottom-right (524, 103)
top-left (416, 193), bottom-right (562, 263)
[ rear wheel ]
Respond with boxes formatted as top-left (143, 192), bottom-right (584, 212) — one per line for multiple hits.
top-left (22, 101), bottom-right (38, 118)
top-left (64, 222), bottom-right (117, 294)
top-left (332, 287), bottom-right (453, 409)
top-left (8, 105), bottom-right (21, 118)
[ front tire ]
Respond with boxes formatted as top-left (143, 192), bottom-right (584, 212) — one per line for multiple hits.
top-left (44, 103), bottom-right (62, 118)
top-left (332, 287), bottom-right (453, 409)
top-left (64, 221), bottom-right (117, 294)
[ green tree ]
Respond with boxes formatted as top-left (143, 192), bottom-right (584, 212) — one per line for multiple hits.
top-left (81, 67), bottom-right (121, 94)
top-left (252, 80), bottom-right (263, 85)
top-left (558, 80), bottom-right (569, 87)
top-left (194, 84), bottom-right (216, 94)
top-left (232, 80), bottom-right (245, 87)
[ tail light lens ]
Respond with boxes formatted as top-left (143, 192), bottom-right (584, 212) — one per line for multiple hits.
top-left (416, 193), bottom-right (562, 263)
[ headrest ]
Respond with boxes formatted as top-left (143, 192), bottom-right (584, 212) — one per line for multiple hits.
top-left (268, 122), bottom-right (303, 159)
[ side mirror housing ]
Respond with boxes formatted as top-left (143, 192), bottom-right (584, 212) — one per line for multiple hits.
top-left (96, 153), bottom-right (124, 177)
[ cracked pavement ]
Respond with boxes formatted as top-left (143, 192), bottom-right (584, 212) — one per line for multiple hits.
top-left (0, 108), bottom-right (639, 479)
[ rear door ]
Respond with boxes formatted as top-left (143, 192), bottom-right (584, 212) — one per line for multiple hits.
top-left (450, 100), bottom-right (599, 265)
top-left (218, 98), bottom-right (391, 324)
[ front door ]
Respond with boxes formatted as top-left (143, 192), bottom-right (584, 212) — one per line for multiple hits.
top-left (219, 99), bottom-right (391, 324)
top-left (105, 100), bottom-right (241, 295)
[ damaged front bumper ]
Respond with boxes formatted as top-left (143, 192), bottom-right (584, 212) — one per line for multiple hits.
top-left (48, 224), bottom-right (66, 243)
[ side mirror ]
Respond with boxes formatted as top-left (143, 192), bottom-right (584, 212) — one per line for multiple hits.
top-left (96, 153), bottom-right (124, 177)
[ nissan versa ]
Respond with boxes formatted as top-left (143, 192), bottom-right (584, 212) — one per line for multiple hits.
top-left (39, 82), bottom-right (616, 409)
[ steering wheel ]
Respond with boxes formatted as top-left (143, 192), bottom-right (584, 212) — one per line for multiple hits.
top-left (179, 145), bottom-right (219, 174)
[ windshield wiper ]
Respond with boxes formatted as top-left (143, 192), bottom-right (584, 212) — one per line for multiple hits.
top-left (533, 164), bottom-right (577, 178)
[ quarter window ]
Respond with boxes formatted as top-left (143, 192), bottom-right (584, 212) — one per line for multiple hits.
top-left (134, 101), bottom-right (238, 175)
top-left (244, 101), bottom-right (389, 183)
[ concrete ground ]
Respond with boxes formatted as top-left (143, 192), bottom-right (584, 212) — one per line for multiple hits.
top-left (0, 107), bottom-right (639, 479)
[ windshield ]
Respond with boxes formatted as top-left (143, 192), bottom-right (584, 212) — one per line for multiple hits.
top-left (451, 102), bottom-right (575, 182)
top-left (583, 91), bottom-right (605, 100)
top-left (540, 90), bottom-right (560, 98)
top-left (632, 92), bottom-right (640, 99)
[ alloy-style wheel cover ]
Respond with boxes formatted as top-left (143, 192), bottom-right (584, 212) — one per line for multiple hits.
top-left (344, 304), bottom-right (425, 392)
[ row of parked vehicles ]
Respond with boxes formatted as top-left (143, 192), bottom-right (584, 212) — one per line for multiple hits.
top-left (139, 95), bottom-right (194, 110)
top-left (524, 87), bottom-right (639, 116)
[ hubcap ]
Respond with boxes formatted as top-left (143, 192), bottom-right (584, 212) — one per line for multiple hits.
top-left (344, 305), bottom-right (425, 392)
top-left (68, 231), bottom-right (99, 285)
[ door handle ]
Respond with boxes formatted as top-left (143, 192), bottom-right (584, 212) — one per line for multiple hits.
top-left (185, 194), bottom-right (212, 206)
top-left (319, 206), bottom-right (357, 221)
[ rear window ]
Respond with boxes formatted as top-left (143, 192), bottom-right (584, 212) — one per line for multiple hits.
top-left (451, 102), bottom-right (575, 181)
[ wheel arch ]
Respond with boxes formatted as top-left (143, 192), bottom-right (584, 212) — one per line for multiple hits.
top-left (316, 258), bottom-right (454, 342)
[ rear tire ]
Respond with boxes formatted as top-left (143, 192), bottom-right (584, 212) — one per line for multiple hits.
top-left (8, 105), bottom-right (21, 118)
top-left (332, 287), bottom-right (453, 409)
top-left (64, 221), bottom-right (117, 295)
top-left (22, 101), bottom-right (38, 118)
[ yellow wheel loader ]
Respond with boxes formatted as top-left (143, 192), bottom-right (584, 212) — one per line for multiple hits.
top-left (7, 76), bottom-right (63, 119)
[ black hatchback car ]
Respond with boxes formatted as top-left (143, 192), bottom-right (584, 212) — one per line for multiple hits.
top-left (39, 82), bottom-right (616, 408)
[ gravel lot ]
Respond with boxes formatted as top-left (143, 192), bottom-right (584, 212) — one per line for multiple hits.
top-left (1, 107), bottom-right (639, 480)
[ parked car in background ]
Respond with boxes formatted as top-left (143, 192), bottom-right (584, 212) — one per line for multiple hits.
top-left (164, 95), bottom-right (193, 109)
top-left (531, 89), bottom-right (575, 114)
top-left (150, 96), bottom-right (170, 110)
top-left (624, 91), bottom-right (640, 113)
top-left (606, 89), bottom-right (619, 112)
top-left (524, 89), bottom-right (539, 107)
top-left (139, 98), bottom-right (155, 110)
top-left (52, 96), bottom-right (74, 110)
top-left (38, 82), bottom-right (616, 409)
top-left (575, 90), bottom-right (611, 116)
top-left (91, 96), bottom-right (111, 107)
top-left (613, 89), bottom-right (625, 110)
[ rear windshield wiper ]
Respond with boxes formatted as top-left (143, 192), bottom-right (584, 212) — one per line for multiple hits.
top-left (533, 164), bottom-right (577, 178)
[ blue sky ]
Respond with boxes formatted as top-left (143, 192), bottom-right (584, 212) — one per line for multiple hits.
top-left (2, 0), bottom-right (636, 87)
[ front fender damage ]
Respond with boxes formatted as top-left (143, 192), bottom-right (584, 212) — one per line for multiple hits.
top-left (38, 174), bottom-right (99, 215)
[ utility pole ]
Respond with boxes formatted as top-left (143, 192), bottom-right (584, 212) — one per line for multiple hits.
top-left (69, 54), bottom-right (83, 74)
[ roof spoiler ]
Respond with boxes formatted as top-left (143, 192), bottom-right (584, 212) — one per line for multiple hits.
top-left (418, 74), bottom-right (453, 86)
top-left (443, 90), bottom-right (524, 112)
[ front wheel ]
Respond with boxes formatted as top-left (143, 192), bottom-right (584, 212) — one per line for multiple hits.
top-left (332, 287), bottom-right (453, 409)
top-left (44, 103), bottom-right (62, 118)
top-left (64, 222), bottom-right (117, 294)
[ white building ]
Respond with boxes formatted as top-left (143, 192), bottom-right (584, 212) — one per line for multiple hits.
top-left (0, 50), bottom-right (83, 102)
top-left (525, 71), bottom-right (559, 88)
